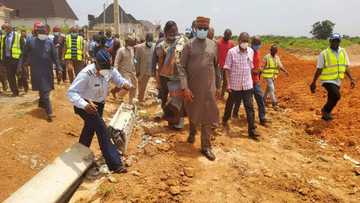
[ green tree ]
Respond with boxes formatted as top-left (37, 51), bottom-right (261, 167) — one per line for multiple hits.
top-left (310, 20), bottom-right (335, 39)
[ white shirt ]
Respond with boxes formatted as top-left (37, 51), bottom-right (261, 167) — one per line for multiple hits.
top-left (67, 64), bottom-right (131, 109)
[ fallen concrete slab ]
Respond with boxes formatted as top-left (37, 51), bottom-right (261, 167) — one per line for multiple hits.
top-left (4, 143), bottom-right (94, 203)
top-left (108, 103), bottom-right (136, 154)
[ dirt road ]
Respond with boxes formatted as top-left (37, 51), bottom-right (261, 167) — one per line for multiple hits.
top-left (1, 48), bottom-right (359, 202)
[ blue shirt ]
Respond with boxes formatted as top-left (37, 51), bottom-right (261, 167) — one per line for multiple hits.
top-left (5, 32), bottom-right (14, 58)
top-left (67, 64), bottom-right (131, 109)
top-left (105, 38), bottom-right (114, 48)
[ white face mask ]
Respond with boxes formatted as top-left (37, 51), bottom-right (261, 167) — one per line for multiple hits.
top-left (146, 42), bottom-right (152, 47)
top-left (99, 69), bottom-right (112, 81)
top-left (196, 29), bottom-right (208, 40)
top-left (240, 42), bottom-right (249, 50)
top-left (38, 34), bottom-right (48, 41)
top-left (53, 32), bottom-right (59, 36)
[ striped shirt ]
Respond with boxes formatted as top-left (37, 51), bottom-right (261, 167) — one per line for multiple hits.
top-left (224, 46), bottom-right (254, 91)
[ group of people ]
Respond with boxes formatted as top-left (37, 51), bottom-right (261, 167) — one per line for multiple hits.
top-left (0, 15), bottom-right (355, 173)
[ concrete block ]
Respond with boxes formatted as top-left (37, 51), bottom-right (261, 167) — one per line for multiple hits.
top-left (4, 143), bottom-right (94, 203)
top-left (108, 103), bottom-right (136, 154)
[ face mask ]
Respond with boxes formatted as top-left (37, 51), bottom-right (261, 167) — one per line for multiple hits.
top-left (196, 29), bottom-right (208, 40)
top-left (53, 32), bottom-right (59, 36)
top-left (240, 42), bottom-right (249, 50)
top-left (38, 34), bottom-right (48, 41)
top-left (167, 35), bottom-right (176, 41)
top-left (252, 45), bottom-right (261, 51)
top-left (99, 69), bottom-right (112, 81)
top-left (146, 42), bottom-right (152, 48)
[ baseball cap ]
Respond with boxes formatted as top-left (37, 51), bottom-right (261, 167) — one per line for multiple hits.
top-left (95, 48), bottom-right (112, 69)
top-left (329, 33), bottom-right (341, 40)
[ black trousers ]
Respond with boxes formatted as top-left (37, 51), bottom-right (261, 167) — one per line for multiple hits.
top-left (223, 89), bottom-right (255, 134)
top-left (18, 65), bottom-right (29, 92)
top-left (39, 90), bottom-right (52, 116)
top-left (159, 76), bottom-right (170, 110)
top-left (74, 103), bottom-right (123, 171)
top-left (4, 59), bottom-right (19, 95)
top-left (322, 83), bottom-right (341, 114)
top-left (56, 62), bottom-right (66, 83)
top-left (233, 84), bottom-right (266, 122)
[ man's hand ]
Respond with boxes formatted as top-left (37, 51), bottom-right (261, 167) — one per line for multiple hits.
top-left (215, 89), bottom-right (221, 99)
top-left (56, 72), bottom-right (62, 82)
top-left (122, 83), bottom-right (132, 91)
top-left (310, 82), bottom-right (316, 93)
top-left (284, 70), bottom-right (289, 76)
top-left (84, 102), bottom-right (98, 115)
top-left (227, 86), bottom-right (232, 93)
top-left (252, 68), bottom-right (261, 74)
top-left (16, 65), bottom-right (23, 75)
top-left (351, 79), bottom-right (356, 89)
top-left (183, 89), bottom-right (194, 103)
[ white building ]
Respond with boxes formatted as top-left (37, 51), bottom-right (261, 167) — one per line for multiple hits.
top-left (89, 3), bottom-right (145, 40)
top-left (0, 3), bottom-right (12, 25)
top-left (0, 0), bottom-right (77, 29)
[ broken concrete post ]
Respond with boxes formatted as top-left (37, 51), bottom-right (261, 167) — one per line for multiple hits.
top-left (108, 103), bottom-right (136, 155)
top-left (4, 143), bottom-right (94, 203)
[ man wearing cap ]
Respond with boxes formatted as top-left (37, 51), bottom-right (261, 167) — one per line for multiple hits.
top-left (0, 23), bottom-right (25, 97)
top-left (67, 48), bottom-right (132, 173)
top-left (112, 34), bottom-right (137, 105)
top-left (63, 26), bottom-right (85, 83)
top-left (310, 33), bottom-right (356, 121)
top-left (18, 23), bottom-right (62, 122)
top-left (180, 16), bottom-right (220, 161)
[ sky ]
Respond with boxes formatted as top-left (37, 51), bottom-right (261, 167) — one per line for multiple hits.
top-left (67, 0), bottom-right (360, 37)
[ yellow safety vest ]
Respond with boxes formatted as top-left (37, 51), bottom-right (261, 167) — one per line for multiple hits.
top-left (262, 54), bottom-right (279, 79)
top-left (320, 48), bottom-right (348, 81)
top-left (0, 32), bottom-right (22, 60)
top-left (64, 34), bottom-right (83, 61)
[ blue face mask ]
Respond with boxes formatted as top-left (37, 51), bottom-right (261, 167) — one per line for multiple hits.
top-left (196, 29), bottom-right (208, 40)
top-left (252, 45), bottom-right (261, 51)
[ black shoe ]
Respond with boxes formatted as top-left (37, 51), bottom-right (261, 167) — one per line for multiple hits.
top-left (113, 166), bottom-right (128, 174)
top-left (260, 119), bottom-right (267, 126)
top-left (201, 148), bottom-right (216, 161)
top-left (47, 115), bottom-right (53, 122)
top-left (249, 130), bottom-right (260, 140)
top-left (222, 121), bottom-right (229, 128)
top-left (321, 113), bottom-right (333, 121)
top-left (187, 134), bottom-right (195, 144)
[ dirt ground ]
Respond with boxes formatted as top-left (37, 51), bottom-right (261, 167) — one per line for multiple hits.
top-left (0, 47), bottom-right (360, 203)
